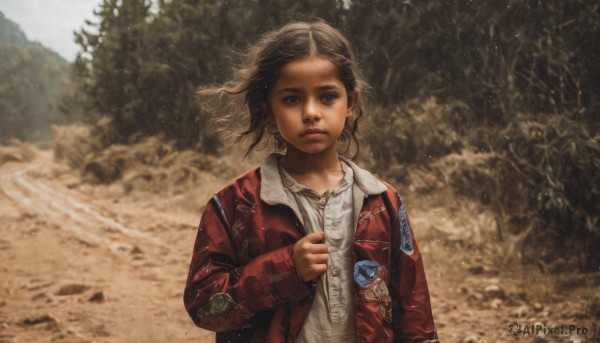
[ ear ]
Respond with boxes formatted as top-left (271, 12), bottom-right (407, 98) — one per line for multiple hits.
top-left (346, 89), bottom-right (360, 117)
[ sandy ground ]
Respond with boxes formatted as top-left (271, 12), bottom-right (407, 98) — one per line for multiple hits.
top-left (0, 146), bottom-right (597, 343)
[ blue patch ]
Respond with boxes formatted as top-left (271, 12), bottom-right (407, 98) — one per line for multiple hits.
top-left (398, 205), bottom-right (414, 255)
top-left (354, 260), bottom-right (381, 288)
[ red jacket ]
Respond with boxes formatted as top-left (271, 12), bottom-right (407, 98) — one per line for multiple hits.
top-left (184, 165), bottom-right (438, 342)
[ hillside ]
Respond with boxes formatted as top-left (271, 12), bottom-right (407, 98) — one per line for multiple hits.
top-left (0, 12), bottom-right (29, 48)
top-left (0, 11), bottom-right (70, 142)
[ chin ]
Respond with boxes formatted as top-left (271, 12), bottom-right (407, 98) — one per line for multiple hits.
top-left (297, 146), bottom-right (333, 155)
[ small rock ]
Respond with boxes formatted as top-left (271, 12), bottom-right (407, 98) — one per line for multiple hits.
top-left (514, 305), bottom-right (530, 317)
top-left (31, 292), bottom-right (46, 301)
top-left (457, 286), bottom-right (469, 294)
top-left (484, 284), bottom-right (505, 300)
top-left (467, 292), bottom-right (485, 307)
top-left (88, 291), bottom-right (105, 303)
top-left (516, 291), bottom-right (527, 301)
top-left (21, 314), bottom-right (56, 326)
top-left (56, 283), bottom-right (90, 296)
top-left (461, 331), bottom-right (479, 343)
top-left (131, 245), bottom-right (143, 254)
top-left (532, 302), bottom-right (544, 312)
top-left (471, 292), bottom-right (484, 300)
top-left (468, 265), bottom-right (484, 274)
top-left (490, 298), bottom-right (502, 309)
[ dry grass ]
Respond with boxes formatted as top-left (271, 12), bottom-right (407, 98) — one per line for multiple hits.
top-left (0, 139), bottom-right (37, 166)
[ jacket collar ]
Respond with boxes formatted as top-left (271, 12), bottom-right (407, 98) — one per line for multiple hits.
top-left (260, 153), bottom-right (387, 206)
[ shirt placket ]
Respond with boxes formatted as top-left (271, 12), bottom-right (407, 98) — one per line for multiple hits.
top-left (321, 191), bottom-right (345, 327)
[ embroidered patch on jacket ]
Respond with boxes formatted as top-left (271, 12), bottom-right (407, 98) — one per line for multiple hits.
top-left (231, 204), bottom-right (255, 259)
top-left (196, 292), bottom-right (252, 330)
top-left (357, 206), bottom-right (386, 225)
top-left (398, 205), bottom-right (414, 255)
top-left (354, 260), bottom-right (392, 323)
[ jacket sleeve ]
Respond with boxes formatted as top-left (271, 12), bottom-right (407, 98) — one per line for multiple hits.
top-left (183, 195), bottom-right (311, 332)
top-left (389, 193), bottom-right (439, 342)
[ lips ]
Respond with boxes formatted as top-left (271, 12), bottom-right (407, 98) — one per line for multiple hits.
top-left (302, 128), bottom-right (325, 136)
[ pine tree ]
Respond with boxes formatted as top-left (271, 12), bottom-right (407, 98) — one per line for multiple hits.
top-left (74, 0), bottom-right (151, 141)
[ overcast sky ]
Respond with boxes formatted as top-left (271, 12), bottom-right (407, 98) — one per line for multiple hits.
top-left (0, 0), bottom-right (101, 61)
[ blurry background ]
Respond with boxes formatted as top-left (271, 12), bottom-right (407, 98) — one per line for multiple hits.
top-left (0, 1), bottom-right (598, 342)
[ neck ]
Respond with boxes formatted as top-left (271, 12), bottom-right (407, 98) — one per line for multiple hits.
top-left (281, 146), bottom-right (341, 176)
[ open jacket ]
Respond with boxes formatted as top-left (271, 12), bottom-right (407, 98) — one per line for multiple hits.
top-left (184, 160), bottom-right (438, 343)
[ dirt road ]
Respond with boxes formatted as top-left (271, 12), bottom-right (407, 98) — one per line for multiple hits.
top-left (0, 149), bottom-right (214, 342)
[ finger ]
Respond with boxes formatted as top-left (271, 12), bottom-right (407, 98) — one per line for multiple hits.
top-left (310, 243), bottom-right (329, 254)
top-left (311, 253), bottom-right (329, 264)
top-left (296, 241), bottom-right (327, 254)
top-left (305, 232), bottom-right (325, 243)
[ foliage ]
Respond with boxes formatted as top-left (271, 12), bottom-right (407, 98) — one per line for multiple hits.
top-left (0, 12), bottom-right (72, 141)
top-left (74, 0), bottom-right (344, 149)
top-left (0, 45), bottom-right (69, 141)
top-left (74, 0), bottom-right (152, 143)
top-left (446, 116), bottom-right (599, 271)
top-left (368, 98), bottom-right (467, 166)
top-left (349, 1), bottom-right (600, 124)
top-left (373, 99), bottom-right (600, 271)
top-left (362, 1), bottom-right (600, 271)
top-left (496, 116), bottom-right (600, 271)
top-left (73, 0), bottom-right (600, 271)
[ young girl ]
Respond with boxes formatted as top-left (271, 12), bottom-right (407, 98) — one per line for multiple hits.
top-left (184, 21), bottom-right (439, 343)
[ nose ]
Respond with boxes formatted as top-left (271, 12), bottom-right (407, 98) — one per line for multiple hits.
top-left (302, 98), bottom-right (321, 122)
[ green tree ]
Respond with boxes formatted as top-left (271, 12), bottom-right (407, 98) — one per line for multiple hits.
top-left (0, 45), bottom-right (69, 141)
top-left (0, 12), bottom-right (71, 141)
top-left (72, 0), bottom-right (600, 270)
top-left (74, 0), bottom-right (151, 142)
top-left (73, 0), bottom-right (345, 149)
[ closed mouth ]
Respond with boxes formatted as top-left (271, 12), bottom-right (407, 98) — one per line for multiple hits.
top-left (302, 129), bottom-right (325, 136)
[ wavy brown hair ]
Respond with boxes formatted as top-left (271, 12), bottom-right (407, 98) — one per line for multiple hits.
top-left (199, 20), bottom-right (368, 158)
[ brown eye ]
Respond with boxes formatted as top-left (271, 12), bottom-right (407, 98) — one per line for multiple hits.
top-left (320, 93), bottom-right (337, 102)
top-left (283, 96), bottom-right (300, 104)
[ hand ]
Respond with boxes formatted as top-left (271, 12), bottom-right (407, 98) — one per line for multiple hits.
top-left (293, 232), bottom-right (329, 282)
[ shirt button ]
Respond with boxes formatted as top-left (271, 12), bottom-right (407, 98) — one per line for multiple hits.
top-left (332, 269), bottom-right (339, 277)
top-left (318, 197), bottom-right (326, 208)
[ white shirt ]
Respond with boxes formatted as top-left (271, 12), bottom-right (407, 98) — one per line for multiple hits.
top-left (278, 160), bottom-right (356, 343)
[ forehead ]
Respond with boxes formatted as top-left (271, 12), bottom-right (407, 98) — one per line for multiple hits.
top-left (273, 55), bottom-right (342, 88)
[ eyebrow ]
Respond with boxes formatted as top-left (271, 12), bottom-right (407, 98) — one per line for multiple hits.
top-left (276, 84), bottom-right (340, 95)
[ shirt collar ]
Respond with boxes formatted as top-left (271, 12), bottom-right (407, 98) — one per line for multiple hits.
top-left (279, 158), bottom-right (353, 196)
top-left (260, 153), bottom-right (387, 206)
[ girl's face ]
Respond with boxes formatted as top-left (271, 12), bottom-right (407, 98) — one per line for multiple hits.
top-left (265, 55), bottom-right (357, 156)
